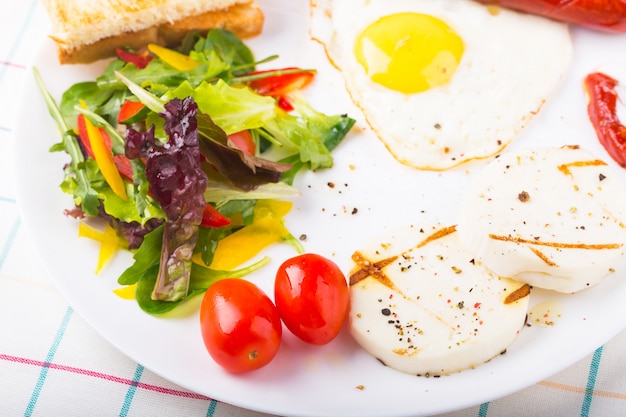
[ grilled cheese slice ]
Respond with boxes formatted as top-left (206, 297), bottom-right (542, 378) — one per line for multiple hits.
top-left (42, 0), bottom-right (264, 64)
top-left (348, 224), bottom-right (529, 376)
top-left (457, 146), bottom-right (626, 293)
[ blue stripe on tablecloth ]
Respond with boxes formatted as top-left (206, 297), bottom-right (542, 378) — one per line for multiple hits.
top-left (205, 399), bottom-right (218, 417)
top-left (581, 346), bottom-right (603, 417)
top-left (0, 0), bottom-right (38, 82)
top-left (119, 364), bottom-right (145, 417)
top-left (478, 401), bottom-right (489, 417)
top-left (0, 216), bottom-right (20, 269)
top-left (24, 307), bottom-right (74, 417)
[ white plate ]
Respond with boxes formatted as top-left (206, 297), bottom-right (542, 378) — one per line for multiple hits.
top-left (14, 1), bottom-right (626, 416)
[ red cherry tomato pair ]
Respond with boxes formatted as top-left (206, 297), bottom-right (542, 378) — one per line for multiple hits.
top-left (199, 253), bottom-right (349, 373)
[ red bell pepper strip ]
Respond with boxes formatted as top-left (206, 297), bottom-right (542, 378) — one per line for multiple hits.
top-left (113, 154), bottom-right (134, 181)
top-left (200, 203), bottom-right (231, 228)
top-left (115, 48), bottom-right (153, 69)
top-left (77, 114), bottom-right (134, 181)
top-left (584, 72), bottom-right (626, 168)
top-left (227, 130), bottom-right (256, 156)
top-left (248, 68), bottom-right (315, 112)
top-left (276, 96), bottom-right (294, 112)
top-left (248, 68), bottom-right (315, 96)
top-left (77, 113), bottom-right (108, 157)
top-left (118, 100), bottom-right (148, 124)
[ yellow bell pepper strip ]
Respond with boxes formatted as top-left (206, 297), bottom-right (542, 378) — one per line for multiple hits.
top-left (113, 283), bottom-right (138, 300)
top-left (147, 44), bottom-right (200, 71)
top-left (78, 222), bottom-right (127, 274)
top-left (204, 199), bottom-right (304, 271)
top-left (79, 100), bottom-right (128, 200)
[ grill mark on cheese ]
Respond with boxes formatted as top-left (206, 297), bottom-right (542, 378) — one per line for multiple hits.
top-left (529, 247), bottom-right (559, 267)
top-left (349, 253), bottom-right (398, 287)
top-left (504, 284), bottom-right (531, 304)
top-left (557, 159), bottom-right (607, 177)
top-left (488, 234), bottom-right (623, 250)
top-left (350, 225), bottom-right (470, 335)
top-left (416, 225), bottom-right (457, 248)
top-left (350, 225), bottom-right (459, 288)
top-left (350, 249), bottom-right (458, 334)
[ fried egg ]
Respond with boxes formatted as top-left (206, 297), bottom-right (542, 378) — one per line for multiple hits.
top-left (457, 146), bottom-right (626, 293)
top-left (310, 0), bottom-right (573, 170)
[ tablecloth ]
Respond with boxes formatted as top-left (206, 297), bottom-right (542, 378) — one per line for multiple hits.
top-left (2, 1), bottom-right (626, 416)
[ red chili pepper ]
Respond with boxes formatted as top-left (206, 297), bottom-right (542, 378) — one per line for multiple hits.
top-left (584, 72), bottom-right (626, 168)
top-left (115, 48), bottom-right (153, 69)
top-left (201, 203), bottom-right (231, 228)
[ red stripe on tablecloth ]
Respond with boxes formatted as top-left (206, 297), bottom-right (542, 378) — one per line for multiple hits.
top-left (0, 61), bottom-right (26, 69)
top-left (0, 353), bottom-right (211, 400)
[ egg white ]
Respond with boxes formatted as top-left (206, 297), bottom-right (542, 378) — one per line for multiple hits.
top-left (310, 0), bottom-right (573, 170)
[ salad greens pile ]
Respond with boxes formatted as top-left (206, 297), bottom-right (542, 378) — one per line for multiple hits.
top-left (35, 29), bottom-right (355, 315)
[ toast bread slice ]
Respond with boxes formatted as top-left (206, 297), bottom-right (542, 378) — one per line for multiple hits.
top-left (42, 0), bottom-right (264, 64)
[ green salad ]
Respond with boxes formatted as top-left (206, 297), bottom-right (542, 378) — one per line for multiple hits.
top-left (35, 29), bottom-right (355, 315)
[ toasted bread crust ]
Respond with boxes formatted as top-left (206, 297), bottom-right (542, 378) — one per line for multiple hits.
top-left (56, 1), bottom-right (264, 64)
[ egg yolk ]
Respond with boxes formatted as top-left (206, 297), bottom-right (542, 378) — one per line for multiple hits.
top-left (354, 13), bottom-right (464, 94)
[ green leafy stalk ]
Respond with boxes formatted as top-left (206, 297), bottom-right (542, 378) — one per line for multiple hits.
top-left (114, 70), bottom-right (166, 113)
top-left (230, 67), bottom-right (317, 84)
top-left (34, 67), bottom-right (100, 215)
top-left (203, 180), bottom-right (300, 203)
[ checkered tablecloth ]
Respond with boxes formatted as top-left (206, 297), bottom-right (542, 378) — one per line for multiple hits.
top-left (2, 1), bottom-right (626, 416)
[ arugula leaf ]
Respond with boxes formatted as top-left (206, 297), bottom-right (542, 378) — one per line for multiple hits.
top-left (195, 226), bottom-right (225, 267)
top-left (191, 29), bottom-right (255, 75)
top-left (59, 81), bottom-right (116, 130)
top-left (118, 226), bottom-right (163, 285)
top-left (266, 93), bottom-right (356, 184)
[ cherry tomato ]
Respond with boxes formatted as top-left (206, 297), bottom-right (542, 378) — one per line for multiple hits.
top-left (274, 253), bottom-right (349, 345)
top-left (199, 278), bottom-right (282, 373)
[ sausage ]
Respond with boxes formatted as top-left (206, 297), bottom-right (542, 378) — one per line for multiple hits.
top-left (475, 0), bottom-right (626, 32)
